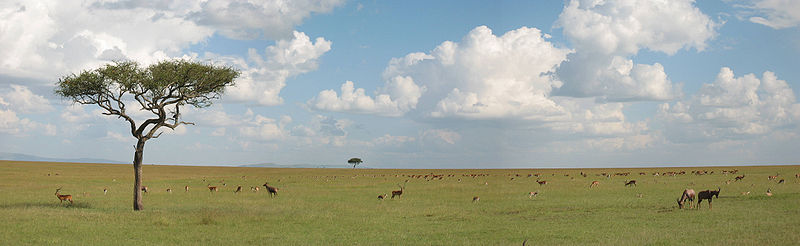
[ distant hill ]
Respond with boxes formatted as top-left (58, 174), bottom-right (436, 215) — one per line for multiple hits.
top-left (0, 152), bottom-right (126, 164)
top-left (239, 163), bottom-right (357, 169)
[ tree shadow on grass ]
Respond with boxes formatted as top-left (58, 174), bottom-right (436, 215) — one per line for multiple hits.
top-left (0, 201), bottom-right (93, 209)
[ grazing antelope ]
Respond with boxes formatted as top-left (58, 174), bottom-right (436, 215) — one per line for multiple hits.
top-left (697, 188), bottom-right (720, 210)
top-left (768, 175), bottom-right (778, 180)
top-left (234, 186), bottom-right (242, 193)
top-left (741, 191), bottom-right (750, 195)
top-left (529, 191), bottom-right (538, 199)
top-left (590, 181), bottom-right (599, 188)
top-left (537, 180), bottom-right (548, 185)
top-left (777, 179), bottom-right (785, 184)
top-left (766, 189), bottom-right (773, 197)
top-left (207, 184), bottom-right (219, 192)
top-left (677, 189), bottom-right (695, 209)
top-left (472, 196), bottom-right (480, 202)
top-left (624, 180), bottom-right (637, 187)
top-left (735, 175), bottom-right (745, 181)
top-left (796, 173), bottom-right (800, 179)
top-left (166, 188), bottom-right (172, 193)
top-left (103, 187), bottom-right (108, 195)
top-left (55, 188), bottom-right (73, 204)
top-left (378, 194), bottom-right (387, 200)
top-left (185, 186), bottom-right (189, 192)
top-left (141, 186), bottom-right (149, 193)
top-left (262, 183), bottom-right (279, 198)
top-left (391, 181), bottom-right (407, 199)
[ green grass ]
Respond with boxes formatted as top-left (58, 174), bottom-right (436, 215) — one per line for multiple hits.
top-left (1, 160), bottom-right (799, 245)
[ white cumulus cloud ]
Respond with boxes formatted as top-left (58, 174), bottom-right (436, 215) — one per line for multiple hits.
top-left (555, 0), bottom-right (717, 101)
top-left (222, 31), bottom-right (332, 106)
top-left (308, 76), bottom-right (425, 117)
top-left (658, 67), bottom-right (800, 142)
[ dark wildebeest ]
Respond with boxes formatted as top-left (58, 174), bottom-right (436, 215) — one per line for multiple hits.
top-left (677, 189), bottom-right (696, 209)
top-left (697, 188), bottom-right (720, 210)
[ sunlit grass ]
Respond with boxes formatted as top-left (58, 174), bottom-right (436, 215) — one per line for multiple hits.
top-left (1, 161), bottom-right (798, 245)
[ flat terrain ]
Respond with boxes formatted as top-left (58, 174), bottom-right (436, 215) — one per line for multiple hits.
top-left (1, 160), bottom-right (798, 245)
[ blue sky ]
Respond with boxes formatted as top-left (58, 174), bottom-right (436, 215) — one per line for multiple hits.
top-left (1, 0), bottom-right (799, 168)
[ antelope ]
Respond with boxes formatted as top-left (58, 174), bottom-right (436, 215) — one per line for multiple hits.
top-left (262, 183), bottom-right (279, 198)
top-left (185, 186), bottom-right (189, 192)
top-left (741, 191), bottom-right (750, 195)
top-left (55, 188), bottom-right (73, 204)
top-left (472, 196), bottom-right (480, 202)
top-left (624, 180), bottom-right (637, 187)
top-left (207, 184), bottom-right (218, 192)
top-left (234, 186), bottom-right (242, 193)
top-left (777, 179), bottom-right (785, 184)
top-left (103, 187), bottom-right (108, 195)
top-left (537, 180), bottom-right (548, 185)
top-left (696, 188), bottom-right (720, 210)
top-left (768, 175), bottom-right (778, 180)
top-left (796, 173), bottom-right (800, 179)
top-left (766, 189), bottom-right (773, 197)
top-left (589, 181), bottom-right (599, 188)
top-left (378, 194), bottom-right (387, 200)
top-left (735, 175), bottom-right (745, 181)
top-left (677, 189), bottom-right (695, 209)
top-left (391, 181), bottom-right (407, 199)
top-left (528, 191), bottom-right (538, 199)
top-left (141, 186), bottom-right (149, 193)
top-left (166, 188), bottom-right (172, 193)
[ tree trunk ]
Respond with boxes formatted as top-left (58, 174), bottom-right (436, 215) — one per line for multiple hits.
top-left (133, 138), bottom-right (146, 211)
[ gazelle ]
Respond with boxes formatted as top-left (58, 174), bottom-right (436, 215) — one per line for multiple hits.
top-left (207, 184), bottom-right (218, 192)
top-left (472, 196), bottom-right (480, 202)
top-left (590, 181), bottom-right (599, 188)
top-left (141, 186), bottom-right (149, 193)
top-left (537, 180), bottom-right (548, 185)
top-left (391, 180), bottom-right (408, 199)
top-left (377, 194), bottom-right (387, 200)
top-left (185, 186), bottom-right (189, 192)
top-left (166, 188), bottom-right (172, 193)
top-left (234, 186), bottom-right (242, 193)
top-left (55, 188), bottom-right (73, 204)
top-left (528, 191), bottom-right (538, 199)
top-left (624, 180), bottom-right (637, 187)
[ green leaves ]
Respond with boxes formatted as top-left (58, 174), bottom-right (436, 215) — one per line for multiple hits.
top-left (55, 59), bottom-right (239, 109)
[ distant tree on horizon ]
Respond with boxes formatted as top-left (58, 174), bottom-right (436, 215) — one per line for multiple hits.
top-left (348, 158), bottom-right (363, 169)
top-left (55, 60), bottom-right (239, 211)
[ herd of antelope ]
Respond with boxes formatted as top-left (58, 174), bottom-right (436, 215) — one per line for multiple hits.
top-left (52, 169), bottom-right (796, 210)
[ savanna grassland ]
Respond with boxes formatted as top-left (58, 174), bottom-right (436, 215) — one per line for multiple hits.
top-left (1, 160), bottom-right (799, 245)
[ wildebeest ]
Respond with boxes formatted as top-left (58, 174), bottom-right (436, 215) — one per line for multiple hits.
top-left (697, 188), bottom-right (720, 210)
top-left (677, 189), bottom-right (696, 209)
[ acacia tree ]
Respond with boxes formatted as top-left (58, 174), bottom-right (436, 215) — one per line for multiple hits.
top-left (55, 60), bottom-right (239, 211)
top-left (348, 158), bottom-right (363, 169)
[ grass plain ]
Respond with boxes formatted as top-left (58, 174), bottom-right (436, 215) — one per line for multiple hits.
top-left (0, 160), bottom-right (798, 245)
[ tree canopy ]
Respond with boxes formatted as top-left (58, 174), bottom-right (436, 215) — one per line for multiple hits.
top-left (348, 158), bottom-right (363, 169)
